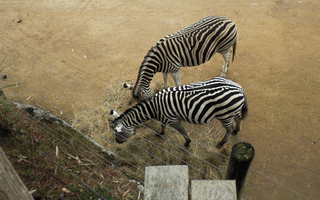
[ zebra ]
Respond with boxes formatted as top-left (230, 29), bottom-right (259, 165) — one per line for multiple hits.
top-left (131, 16), bottom-right (238, 102)
top-left (112, 77), bottom-right (247, 149)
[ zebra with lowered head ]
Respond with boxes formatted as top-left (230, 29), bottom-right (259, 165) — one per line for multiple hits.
top-left (112, 77), bottom-right (247, 149)
top-left (131, 16), bottom-right (238, 102)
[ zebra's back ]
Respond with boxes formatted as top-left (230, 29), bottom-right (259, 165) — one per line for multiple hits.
top-left (157, 77), bottom-right (244, 94)
top-left (157, 16), bottom-right (231, 43)
top-left (154, 77), bottom-right (246, 124)
top-left (154, 16), bottom-right (237, 67)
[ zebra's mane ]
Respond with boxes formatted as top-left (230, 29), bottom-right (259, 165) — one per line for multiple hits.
top-left (140, 46), bottom-right (157, 68)
top-left (155, 16), bottom-right (230, 46)
top-left (113, 99), bottom-right (153, 124)
top-left (132, 46), bottom-right (158, 93)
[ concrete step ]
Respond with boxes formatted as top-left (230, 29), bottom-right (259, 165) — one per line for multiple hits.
top-left (144, 165), bottom-right (236, 200)
top-left (191, 180), bottom-right (237, 200)
top-left (144, 165), bottom-right (189, 200)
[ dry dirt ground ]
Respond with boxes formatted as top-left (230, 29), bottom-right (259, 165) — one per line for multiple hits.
top-left (0, 0), bottom-right (319, 199)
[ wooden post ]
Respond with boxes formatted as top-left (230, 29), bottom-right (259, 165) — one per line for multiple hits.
top-left (0, 146), bottom-right (34, 200)
top-left (224, 142), bottom-right (255, 200)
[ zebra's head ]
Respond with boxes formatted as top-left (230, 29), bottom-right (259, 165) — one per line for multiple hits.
top-left (113, 123), bottom-right (134, 144)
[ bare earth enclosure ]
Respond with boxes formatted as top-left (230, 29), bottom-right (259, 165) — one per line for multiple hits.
top-left (0, 0), bottom-right (319, 199)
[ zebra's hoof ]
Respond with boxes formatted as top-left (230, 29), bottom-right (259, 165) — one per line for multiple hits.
top-left (216, 142), bottom-right (225, 149)
top-left (184, 141), bottom-right (191, 148)
top-left (231, 130), bottom-right (238, 135)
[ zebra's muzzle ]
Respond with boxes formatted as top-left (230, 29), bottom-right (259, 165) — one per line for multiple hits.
top-left (114, 131), bottom-right (127, 143)
top-left (115, 137), bottom-right (125, 144)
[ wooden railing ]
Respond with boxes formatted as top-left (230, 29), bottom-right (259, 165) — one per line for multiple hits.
top-left (0, 146), bottom-right (33, 200)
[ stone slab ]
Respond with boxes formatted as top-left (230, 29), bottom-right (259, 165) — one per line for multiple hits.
top-left (144, 165), bottom-right (189, 200)
top-left (191, 180), bottom-right (237, 200)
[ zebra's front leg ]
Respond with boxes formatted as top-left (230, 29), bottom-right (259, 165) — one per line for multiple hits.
top-left (170, 70), bottom-right (181, 86)
top-left (163, 73), bottom-right (169, 88)
top-left (170, 120), bottom-right (191, 147)
top-left (220, 48), bottom-right (232, 78)
top-left (156, 123), bottom-right (166, 137)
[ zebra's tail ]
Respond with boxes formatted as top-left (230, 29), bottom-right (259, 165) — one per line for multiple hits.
top-left (241, 96), bottom-right (248, 120)
top-left (232, 40), bottom-right (237, 63)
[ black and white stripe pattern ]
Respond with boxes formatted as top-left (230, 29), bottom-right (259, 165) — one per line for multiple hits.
top-left (113, 77), bottom-right (247, 149)
top-left (132, 16), bottom-right (238, 102)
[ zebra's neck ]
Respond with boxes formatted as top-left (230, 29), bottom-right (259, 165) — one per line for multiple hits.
top-left (132, 47), bottom-right (160, 96)
top-left (116, 100), bottom-right (156, 128)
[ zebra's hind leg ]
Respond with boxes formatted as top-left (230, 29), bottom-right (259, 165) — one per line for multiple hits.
top-left (217, 120), bottom-right (235, 149)
top-left (170, 70), bottom-right (181, 86)
top-left (231, 113), bottom-right (242, 135)
top-left (220, 48), bottom-right (232, 78)
top-left (170, 121), bottom-right (191, 147)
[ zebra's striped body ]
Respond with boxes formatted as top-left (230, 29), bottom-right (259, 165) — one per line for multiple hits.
top-left (113, 77), bottom-right (247, 149)
top-left (132, 16), bottom-right (238, 102)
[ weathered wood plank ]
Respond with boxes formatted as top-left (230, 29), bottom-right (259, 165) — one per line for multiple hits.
top-left (0, 146), bottom-right (33, 200)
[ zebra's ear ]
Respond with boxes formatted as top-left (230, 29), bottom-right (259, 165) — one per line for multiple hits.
top-left (115, 124), bottom-right (123, 133)
top-left (110, 110), bottom-right (120, 118)
top-left (123, 83), bottom-right (133, 90)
